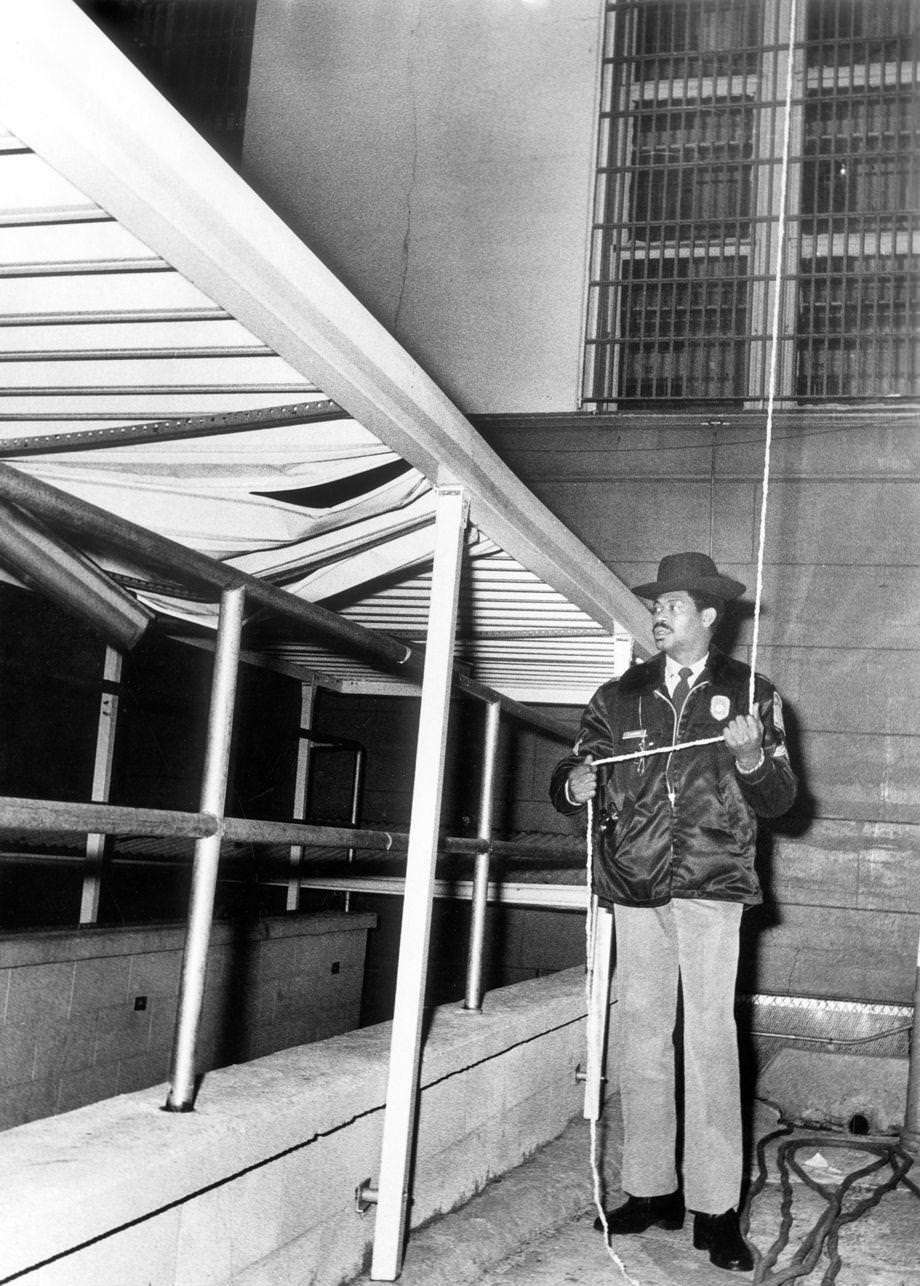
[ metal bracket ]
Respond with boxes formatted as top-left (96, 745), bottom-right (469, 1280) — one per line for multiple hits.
top-left (355, 1179), bottom-right (379, 1215)
top-left (575, 1062), bottom-right (606, 1088)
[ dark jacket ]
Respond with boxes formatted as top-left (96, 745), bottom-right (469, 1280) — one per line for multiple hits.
top-left (549, 649), bottom-right (797, 908)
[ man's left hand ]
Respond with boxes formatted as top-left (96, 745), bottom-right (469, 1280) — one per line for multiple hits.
top-left (723, 712), bottom-right (764, 771)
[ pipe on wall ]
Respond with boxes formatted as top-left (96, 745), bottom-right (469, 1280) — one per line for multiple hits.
top-left (0, 500), bottom-right (152, 650)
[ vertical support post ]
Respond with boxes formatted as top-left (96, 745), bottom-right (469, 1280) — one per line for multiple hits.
top-left (79, 645), bottom-right (123, 925)
top-left (343, 746), bottom-right (366, 913)
top-left (165, 585), bottom-right (245, 1112)
top-left (900, 926), bottom-right (920, 1155)
top-left (370, 485), bottom-right (469, 1281)
top-left (463, 699), bottom-right (501, 1013)
top-left (583, 900), bottom-right (614, 1121)
top-left (287, 680), bottom-right (316, 912)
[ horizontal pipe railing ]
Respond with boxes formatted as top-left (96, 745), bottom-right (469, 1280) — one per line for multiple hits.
top-left (0, 795), bottom-right (584, 862)
top-left (223, 816), bottom-right (410, 851)
top-left (0, 795), bottom-right (218, 838)
top-left (296, 875), bottom-right (588, 911)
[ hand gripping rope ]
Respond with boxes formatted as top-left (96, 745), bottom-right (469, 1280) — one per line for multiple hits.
top-left (581, 3), bottom-right (798, 1278)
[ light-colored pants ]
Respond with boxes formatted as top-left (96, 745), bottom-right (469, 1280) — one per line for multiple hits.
top-left (613, 898), bottom-right (744, 1215)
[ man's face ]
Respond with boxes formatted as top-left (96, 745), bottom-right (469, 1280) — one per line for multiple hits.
top-left (650, 590), bottom-right (715, 663)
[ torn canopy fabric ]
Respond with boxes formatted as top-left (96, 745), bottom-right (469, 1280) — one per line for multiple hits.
top-left (6, 423), bottom-right (438, 625)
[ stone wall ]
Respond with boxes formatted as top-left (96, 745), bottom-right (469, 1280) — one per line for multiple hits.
top-left (0, 967), bottom-right (607, 1286)
top-left (0, 911), bottom-right (373, 1130)
top-left (478, 411), bottom-right (920, 1006)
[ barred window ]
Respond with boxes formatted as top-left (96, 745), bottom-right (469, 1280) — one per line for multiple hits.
top-left (631, 101), bottom-right (755, 234)
top-left (584, 0), bottom-right (920, 408)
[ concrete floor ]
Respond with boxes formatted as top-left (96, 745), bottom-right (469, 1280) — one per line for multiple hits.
top-left (471, 1115), bottom-right (920, 1286)
top-left (351, 1056), bottom-right (920, 1286)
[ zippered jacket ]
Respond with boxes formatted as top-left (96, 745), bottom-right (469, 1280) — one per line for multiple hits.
top-left (549, 649), bottom-right (797, 907)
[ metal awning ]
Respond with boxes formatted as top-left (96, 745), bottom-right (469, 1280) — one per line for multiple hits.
top-left (0, 1), bottom-right (652, 705)
top-left (0, 7), bottom-right (650, 1279)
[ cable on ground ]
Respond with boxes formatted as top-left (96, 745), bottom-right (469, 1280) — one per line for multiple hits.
top-left (742, 1101), bottom-right (919, 1285)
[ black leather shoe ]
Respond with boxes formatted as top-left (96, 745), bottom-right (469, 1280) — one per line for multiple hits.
top-left (693, 1209), bottom-right (754, 1272)
top-left (593, 1191), bottom-right (684, 1234)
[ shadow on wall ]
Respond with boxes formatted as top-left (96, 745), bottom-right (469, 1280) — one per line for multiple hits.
top-left (736, 692), bottom-right (814, 1012)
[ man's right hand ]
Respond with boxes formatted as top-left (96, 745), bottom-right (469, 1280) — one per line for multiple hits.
top-left (567, 755), bottom-right (598, 804)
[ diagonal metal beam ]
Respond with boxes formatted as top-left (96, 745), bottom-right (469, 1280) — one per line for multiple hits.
top-left (0, 0), bottom-right (654, 654)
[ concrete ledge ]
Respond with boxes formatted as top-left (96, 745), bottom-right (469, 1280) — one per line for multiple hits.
top-left (0, 966), bottom-right (610, 1286)
top-left (0, 911), bottom-right (375, 1131)
top-left (0, 909), bottom-right (375, 966)
top-left (343, 1113), bottom-right (621, 1286)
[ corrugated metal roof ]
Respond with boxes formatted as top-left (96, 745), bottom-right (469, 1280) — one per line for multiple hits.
top-left (0, 4), bottom-right (652, 705)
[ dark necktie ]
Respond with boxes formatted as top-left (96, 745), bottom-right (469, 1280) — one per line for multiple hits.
top-left (672, 666), bottom-right (693, 710)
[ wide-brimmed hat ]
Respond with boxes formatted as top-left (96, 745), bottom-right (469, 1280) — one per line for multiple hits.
top-left (633, 551), bottom-right (746, 601)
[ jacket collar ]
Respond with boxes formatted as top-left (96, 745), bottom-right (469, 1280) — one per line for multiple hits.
top-left (619, 647), bottom-right (741, 695)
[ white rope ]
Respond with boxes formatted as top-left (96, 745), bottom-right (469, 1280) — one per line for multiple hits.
top-left (591, 736), bottom-right (723, 768)
top-left (749, 0), bottom-right (798, 710)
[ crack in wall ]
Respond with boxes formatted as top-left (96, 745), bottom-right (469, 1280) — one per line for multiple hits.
top-left (393, 3), bottom-right (423, 340)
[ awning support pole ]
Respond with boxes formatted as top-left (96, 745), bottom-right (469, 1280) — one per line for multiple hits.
top-left (165, 585), bottom-right (245, 1112)
top-left (463, 699), bottom-right (501, 1013)
top-left (369, 484), bottom-right (469, 1281)
top-left (79, 645), bottom-right (123, 925)
top-left (287, 680), bottom-right (316, 912)
top-left (344, 746), bottom-right (366, 912)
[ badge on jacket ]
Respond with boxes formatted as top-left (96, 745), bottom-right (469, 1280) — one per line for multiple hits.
top-left (710, 694), bottom-right (731, 721)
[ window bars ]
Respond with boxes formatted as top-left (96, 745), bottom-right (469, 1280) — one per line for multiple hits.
top-left (584, 0), bottom-right (920, 407)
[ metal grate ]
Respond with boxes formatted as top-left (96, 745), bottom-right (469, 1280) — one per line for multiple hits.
top-left (584, 0), bottom-right (920, 408)
top-left (797, 0), bottom-right (919, 399)
top-left (741, 992), bottom-right (913, 1061)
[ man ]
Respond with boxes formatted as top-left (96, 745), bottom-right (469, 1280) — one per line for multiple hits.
top-left (550, 552), bottom-right (796, 1274)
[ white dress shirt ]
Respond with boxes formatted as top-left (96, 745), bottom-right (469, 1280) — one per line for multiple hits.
top-left (664, 653), bottom-right (708, 696)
